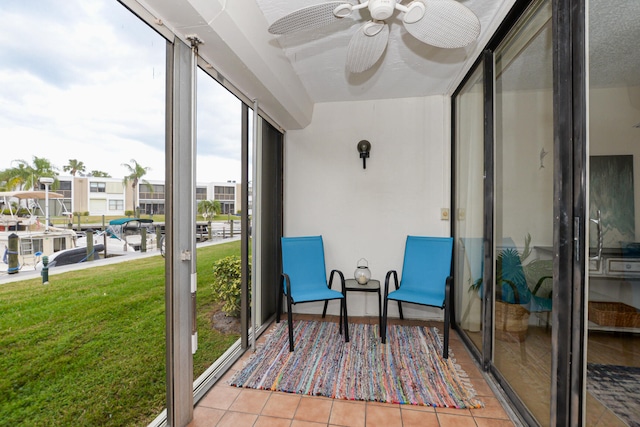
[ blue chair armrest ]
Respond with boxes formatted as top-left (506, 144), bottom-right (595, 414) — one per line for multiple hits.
top-left (497, 278), bottom-right (522, 304)
top-left (282, 273), bottom-right (292, 299)
top-left (329, 269), bottom-right (346, 294)
top-left (531, 275), bottom-right (552, 296)
top-left (384, 270), bottom-right (399, 299)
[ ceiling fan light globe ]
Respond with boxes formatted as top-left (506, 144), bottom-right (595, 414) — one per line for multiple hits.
top-left (403, 1), bottom-right (426, 24)
top-left (333, 3), bottom-right (353, 18)
top-left (369, 0), bottom-right (396, 21)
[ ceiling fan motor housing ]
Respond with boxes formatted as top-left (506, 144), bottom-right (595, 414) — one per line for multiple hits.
top-left (369, 0), bottom-right (396, 21)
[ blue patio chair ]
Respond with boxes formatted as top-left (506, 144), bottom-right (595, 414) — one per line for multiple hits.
top-left (382, 236), bottom-right (453, 358)
top-left (278, 236), bottom-right (349, 352)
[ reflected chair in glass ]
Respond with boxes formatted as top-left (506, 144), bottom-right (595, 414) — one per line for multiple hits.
top-left (278, 235), bottom-right (349, 352)
top-left (496, 237), bottom-right (552, 338)
top-left (382, 236), bottom-right (454, 358)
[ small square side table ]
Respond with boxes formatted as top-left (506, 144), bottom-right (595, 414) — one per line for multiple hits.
top-left (346, 279), bottom-right (382, 334)
top-left (323, 279), bottom-right (382, 334)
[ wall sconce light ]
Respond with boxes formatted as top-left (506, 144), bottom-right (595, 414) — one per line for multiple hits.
top-left (357, 140), bottom-right (371, 169)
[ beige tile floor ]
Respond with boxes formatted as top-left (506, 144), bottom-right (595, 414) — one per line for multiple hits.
top-left (189, 315), bottom-right (516, 427)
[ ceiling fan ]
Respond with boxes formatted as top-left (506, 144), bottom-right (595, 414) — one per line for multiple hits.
top-left (267, 0), bottom-right (481, 73)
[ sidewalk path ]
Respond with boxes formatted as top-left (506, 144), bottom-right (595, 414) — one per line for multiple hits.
top-left (0, 237), bottom-right (240, 285)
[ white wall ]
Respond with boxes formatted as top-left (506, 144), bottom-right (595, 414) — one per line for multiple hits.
top-left (496, 88), bottom-right (555, 250)
top-left (495, 85), bottom-right (640, 248)
top-left (283, 95), bottom-right (451, 319)
top-left (493, 85), bottom-right (640, 307)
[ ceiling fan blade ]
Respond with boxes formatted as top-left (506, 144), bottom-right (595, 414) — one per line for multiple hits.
top-left (268, 2), bottom-right (352, 35)
top-left (346, 21), bottom-right (389, 73)
top-left (404, 0), bottom-right (481, 48)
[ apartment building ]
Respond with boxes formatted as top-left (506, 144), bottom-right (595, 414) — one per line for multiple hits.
top-left (56, 176), bottom-right (240, 216)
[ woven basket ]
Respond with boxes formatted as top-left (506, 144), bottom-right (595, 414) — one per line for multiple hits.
top-left (495, 300), bottom-right (530, 342)
top-left (588, 302), bottom-right (640, 328)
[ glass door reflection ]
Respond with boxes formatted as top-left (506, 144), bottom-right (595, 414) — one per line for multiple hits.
top-left (494, 1), bottom-right (554, 424)
top-left (585, 1), bottom-right (640, 425)
top-left (454, 64), bottom-right (485, 352)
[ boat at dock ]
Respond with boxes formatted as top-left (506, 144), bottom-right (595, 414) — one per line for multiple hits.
top-left (76, 217), bottom-right (158, 255)
top-left (0, 191), bottom-right (78, 274)
top-left (36, 244), bottom-right (105, 270)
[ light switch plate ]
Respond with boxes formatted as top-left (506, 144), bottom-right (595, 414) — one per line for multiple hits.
top-left (441, 208), bottom-right (450, 221)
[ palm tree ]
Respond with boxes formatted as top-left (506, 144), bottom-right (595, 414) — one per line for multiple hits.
top-left (7, 157), bottom-right (58, 190)
top-left (63, 159), bottom-right (86, 176)
top-left (122, 159), bottom-right (152, 215)
top-left (212, 200), bottom-right (221, 216)
top-left (0, 168), bottom-right (12, 191)
top-left (198, 199), bottom-right (221, 220)
top-left (90, 170), bottom-right (111, 178)
top-left (3, 162), bottom-right (32, 190)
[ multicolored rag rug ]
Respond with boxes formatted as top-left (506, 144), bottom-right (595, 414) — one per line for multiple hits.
top-left (587, 363), bottom-right (640, 427)
top-left (230, 320), bottom-right (483, 408)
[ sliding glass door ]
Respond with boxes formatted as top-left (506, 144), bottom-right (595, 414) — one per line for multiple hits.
top-left (454, 64), bottom-right (485, 353)
top-left (493, 2), bottom-right (554, 424)
top-left (585, 1), bottom-right (640, 425)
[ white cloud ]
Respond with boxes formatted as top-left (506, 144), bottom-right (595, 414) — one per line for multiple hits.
top-left (0, 0), bottom-right (242, 184)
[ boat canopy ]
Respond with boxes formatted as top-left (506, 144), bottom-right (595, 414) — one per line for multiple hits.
top-left (0, 190), bottom-right (70, 220)
top-left (0, 190), bottom-right (65, 200)
top-left (109, 217), bottom-right (154, 225)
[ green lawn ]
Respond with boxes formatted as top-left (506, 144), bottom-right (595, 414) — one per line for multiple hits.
top-left (0, 241), bottom-right (241, 426)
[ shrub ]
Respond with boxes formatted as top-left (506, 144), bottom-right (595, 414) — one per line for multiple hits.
top-left (211, 256), bottom-right (250, 317)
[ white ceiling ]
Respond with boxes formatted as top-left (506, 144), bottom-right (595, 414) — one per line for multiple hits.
top-left (589, 0), bottom-right (640, 88)
top-left (496, 0), bottom-right (640, 91)
top-left (131, 0), bottom-right (514, 128)
top-left (128, 0), bottom-right (639, 129)
top-left (252, 0), bottom-right (512, 102)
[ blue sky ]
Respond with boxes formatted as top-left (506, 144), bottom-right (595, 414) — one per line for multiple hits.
top-left (0, 0), bottom-right (242, 183)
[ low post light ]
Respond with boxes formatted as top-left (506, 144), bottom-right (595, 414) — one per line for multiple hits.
top-left (40, 177), bottom-right (55, 232)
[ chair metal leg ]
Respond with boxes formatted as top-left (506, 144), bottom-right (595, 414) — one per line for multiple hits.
top-left (545, 311), bottom-right (551, 332)
top-left (286, 295), bottom-right (294, 352)
top-left (398, 301), bottom-right (404, 320)
top-left (382, 270), bottom-right (397, 344)
top-left (338, 299), bottom-right (343, 335)
top-left (322, 300), bottom-right (328, 318)
top-left (276, 277), bottom-right (283, 323)
top-left (443, 278), bottom-right (452, 359)
top-left (443, 312), bottom-right (450, 359)
top-left (381, 296), bottom-right (388, 344)
top-left (343, 296), bottom-right (349, 343)
top-left (377, 289), bottom-right (382, 336)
